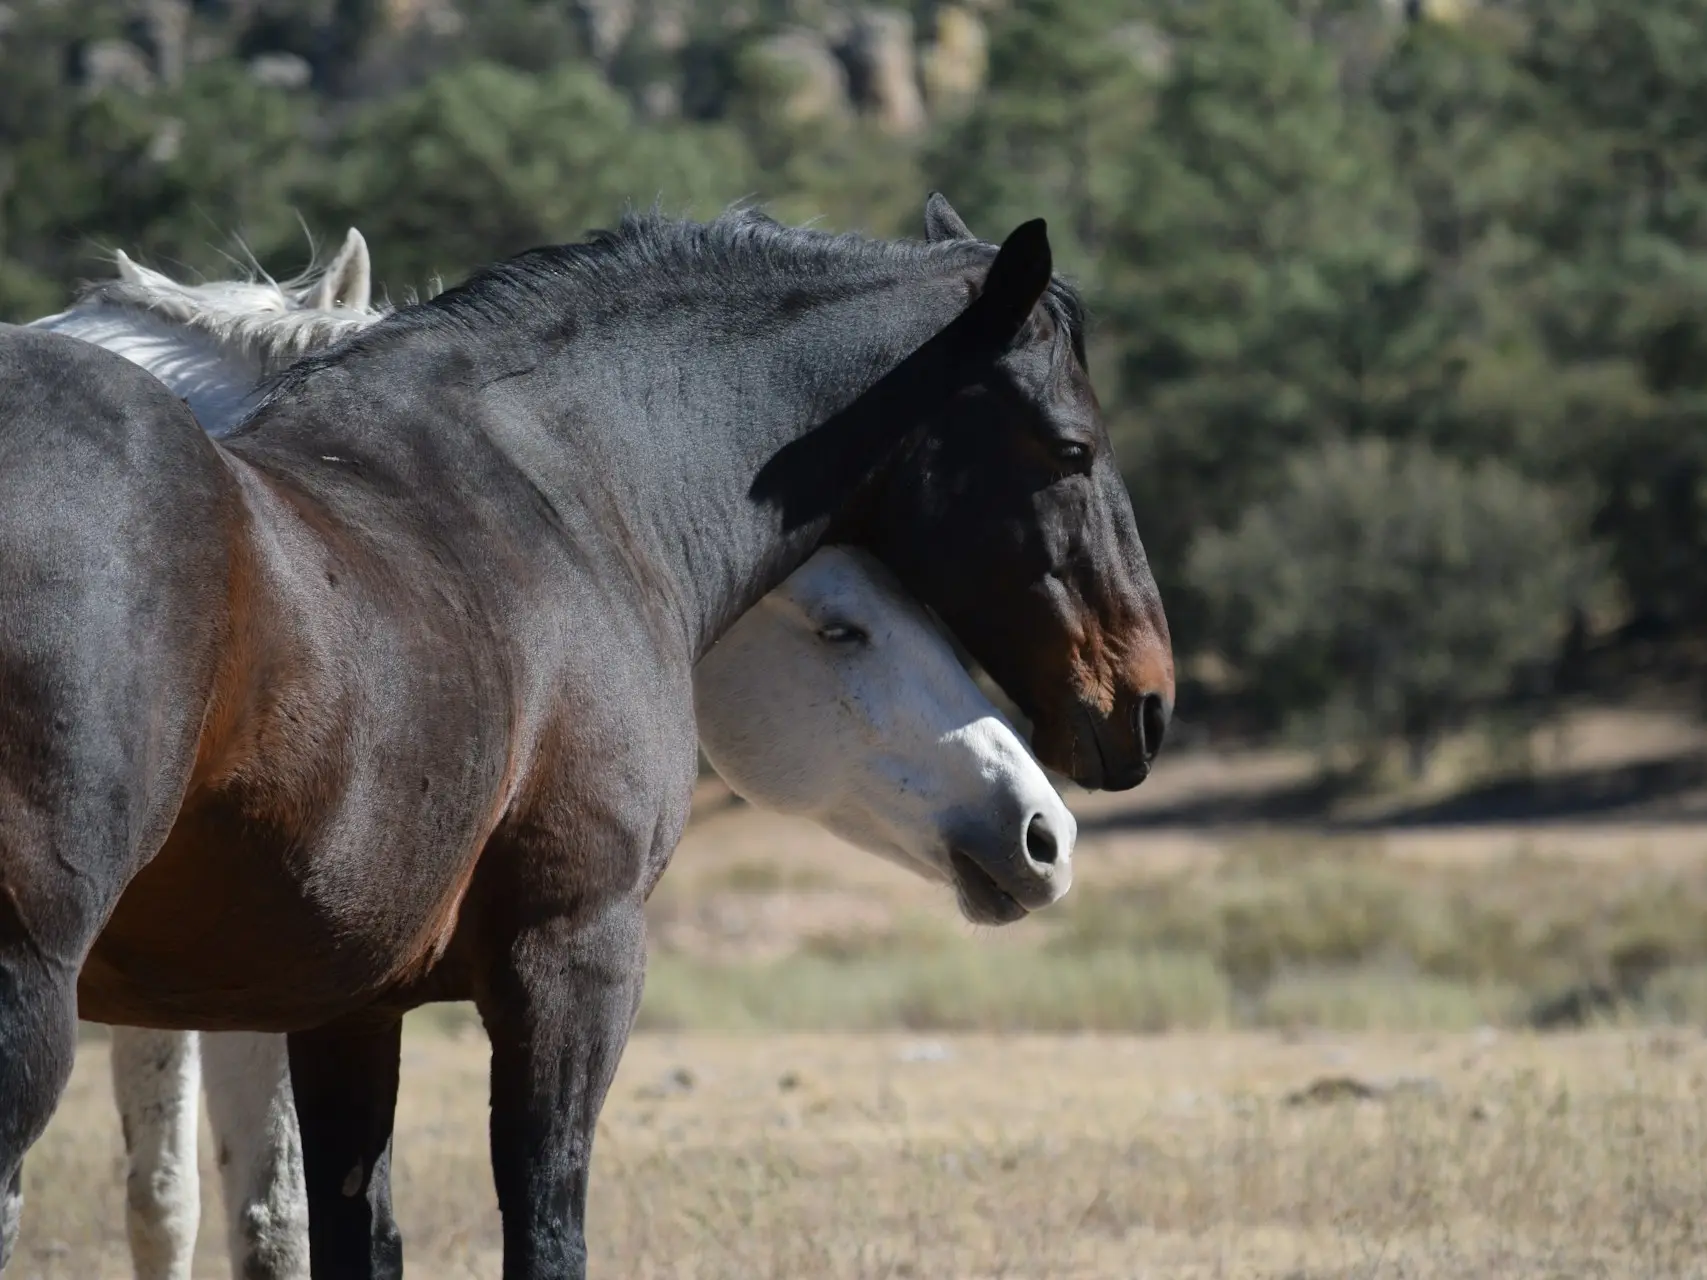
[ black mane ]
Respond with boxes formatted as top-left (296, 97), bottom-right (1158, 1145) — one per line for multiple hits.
top-left (260, 206), bottom-right (1088, 402)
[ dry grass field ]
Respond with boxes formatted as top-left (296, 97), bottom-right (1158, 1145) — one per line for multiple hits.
top-left (15, 709), bottom-right (1707, 1278)
top-left (17, 1029), bottom-right (1707, 1278)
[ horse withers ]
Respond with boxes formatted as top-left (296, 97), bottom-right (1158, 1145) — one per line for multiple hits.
top-left (0, 194), bottom-right (1171, 1279)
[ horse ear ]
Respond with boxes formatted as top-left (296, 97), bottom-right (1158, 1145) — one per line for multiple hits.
top-left (961, 218), bottom-right (1052, 348)
top-left (112, 249), bottom-right (180, 293)
top-left (311, 228), bottom-right (372, 312)
top-left (113, 250), bottom-right (146, 286)
top-left (750, 220), bottom-right (1052, 527)
top-left (924, 192), bottom-right (974, 244)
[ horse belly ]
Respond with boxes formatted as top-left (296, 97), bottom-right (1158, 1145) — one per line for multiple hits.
top-left (79, 796), bottom-right (481, 1032)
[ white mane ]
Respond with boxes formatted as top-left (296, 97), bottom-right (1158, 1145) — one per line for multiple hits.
top-left (73, 274), bottom-right (379, 375)
top-left (29, 228), bottom-right (386, 435)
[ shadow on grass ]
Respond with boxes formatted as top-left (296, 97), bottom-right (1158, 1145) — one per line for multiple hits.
top-left (1081, 749), bottom-right (1707, 833)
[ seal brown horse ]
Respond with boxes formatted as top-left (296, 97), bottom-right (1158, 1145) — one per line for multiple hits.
top-left (32, 232), bottom-right (1081, 1280)
top-left (0, 196), bottom-right (1172, 1279)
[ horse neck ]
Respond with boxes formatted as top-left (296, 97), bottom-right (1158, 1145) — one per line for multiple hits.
top-left (463, 266), bottom-right (973, 667)
top-left (30, 305), bottom-right (266, 436)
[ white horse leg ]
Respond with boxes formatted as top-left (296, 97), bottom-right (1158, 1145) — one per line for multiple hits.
top-left (1, 1166), bottom-right (21, 1267)
top-left (201, 1032), bottom-right (309, 1280)
top-left (109, 1026), bottom-right (202, 1280)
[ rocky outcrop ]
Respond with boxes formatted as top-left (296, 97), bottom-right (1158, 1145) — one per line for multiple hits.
top-left (647, 1), bottom-right (689, 55)
top-left (920, 5), bottom-right (987, 113)
top-left (136, 0), bottom-right (190, 86)
top-left (1380, 0), bottom-right (1480, 22)
top-left (76, 38), bottom-right (157, 94)
top-left (575, 0), bottom-right (636, 63)
top-left (382, 0), bottom-right (464, 38)
top-left (248, 50), bottom-right (311, 89)
top-left (839, 7), bottom-right (925, 135)
top-left (1115, 20), bottom-right (1172, 78)
top-left (745, 28), bottom-right (851, 125)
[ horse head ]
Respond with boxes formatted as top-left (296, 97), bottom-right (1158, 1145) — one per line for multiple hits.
top-left (860, 194), bottom-right (1174, 793)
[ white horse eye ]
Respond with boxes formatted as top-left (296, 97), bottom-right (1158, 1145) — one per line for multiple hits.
top-left (817, 623), bottom-right (869, 645)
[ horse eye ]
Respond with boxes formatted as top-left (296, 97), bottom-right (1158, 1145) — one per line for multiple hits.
top-left (818, 623), bottom-right (869, 645)
top-left (1053, 440), bottom-right (1091, 466)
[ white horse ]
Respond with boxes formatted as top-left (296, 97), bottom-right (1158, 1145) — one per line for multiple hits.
top-left (29, 240), bottom-right (1076, 1280)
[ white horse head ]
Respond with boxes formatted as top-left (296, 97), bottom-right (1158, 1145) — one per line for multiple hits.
top-left (28, 228), bottom-right (380, 436)
top-left (697, 546), bottom-right (1075, 918)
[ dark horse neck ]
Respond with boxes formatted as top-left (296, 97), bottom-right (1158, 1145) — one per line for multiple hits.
top-left (242, 214), bottom-right (998, 667)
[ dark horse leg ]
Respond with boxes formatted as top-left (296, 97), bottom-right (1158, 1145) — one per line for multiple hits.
top-left (0, 708), bottom-right (187, 1275)
top-left (479, 898), bottom-right (648, 1280)
top-left (0, 852), bottom-right (120, 1274)
top-left (287, 1017), bottom-right (404, 1280)
top-left (0, 948), bottom-right (74, 1274)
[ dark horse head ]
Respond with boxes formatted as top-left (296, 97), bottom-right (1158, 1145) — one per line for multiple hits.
top-left (836, 196), bottom-right (1173, 792)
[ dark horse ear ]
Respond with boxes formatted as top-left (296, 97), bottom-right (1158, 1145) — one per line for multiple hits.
top-left (750, 218), bottom-right (1054, 530)
top-left (924, 192), bottom-right (975, 243)
top-left (959, 218), bottom-right (1053, 350)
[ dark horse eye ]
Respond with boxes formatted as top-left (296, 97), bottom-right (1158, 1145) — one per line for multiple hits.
top-left (818, 623), bottom-right (869, 645)
top-left (1052, 440), bottom-right (1091, 466)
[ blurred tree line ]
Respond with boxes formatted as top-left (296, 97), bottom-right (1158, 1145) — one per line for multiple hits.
top-left (2, 0), bottom-right (1703, 768)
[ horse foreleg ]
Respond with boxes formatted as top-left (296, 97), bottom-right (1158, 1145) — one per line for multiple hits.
top-left (110, 1027), bottom-right (202, 1280)
top-left (480, 898), bottom-right (648, 1280)
top-left (285, 1018), bottom-right (403, 1280)
top-left (0, 905), bottom-right (97, 1273)
top-left (202, 1032), bottom-right (308, 1280)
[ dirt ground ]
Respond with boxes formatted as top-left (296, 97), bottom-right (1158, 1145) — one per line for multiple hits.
top-left (16, 1028), bottom-right (1707, 1279)
top-left (14, 709), bottom-right (1707, 1278)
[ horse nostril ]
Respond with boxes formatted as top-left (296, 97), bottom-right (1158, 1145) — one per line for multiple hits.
top-left (1135, 693), bottom-right (1168, 764)
top-left (1025, 814), bottom-right (1059, 865)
